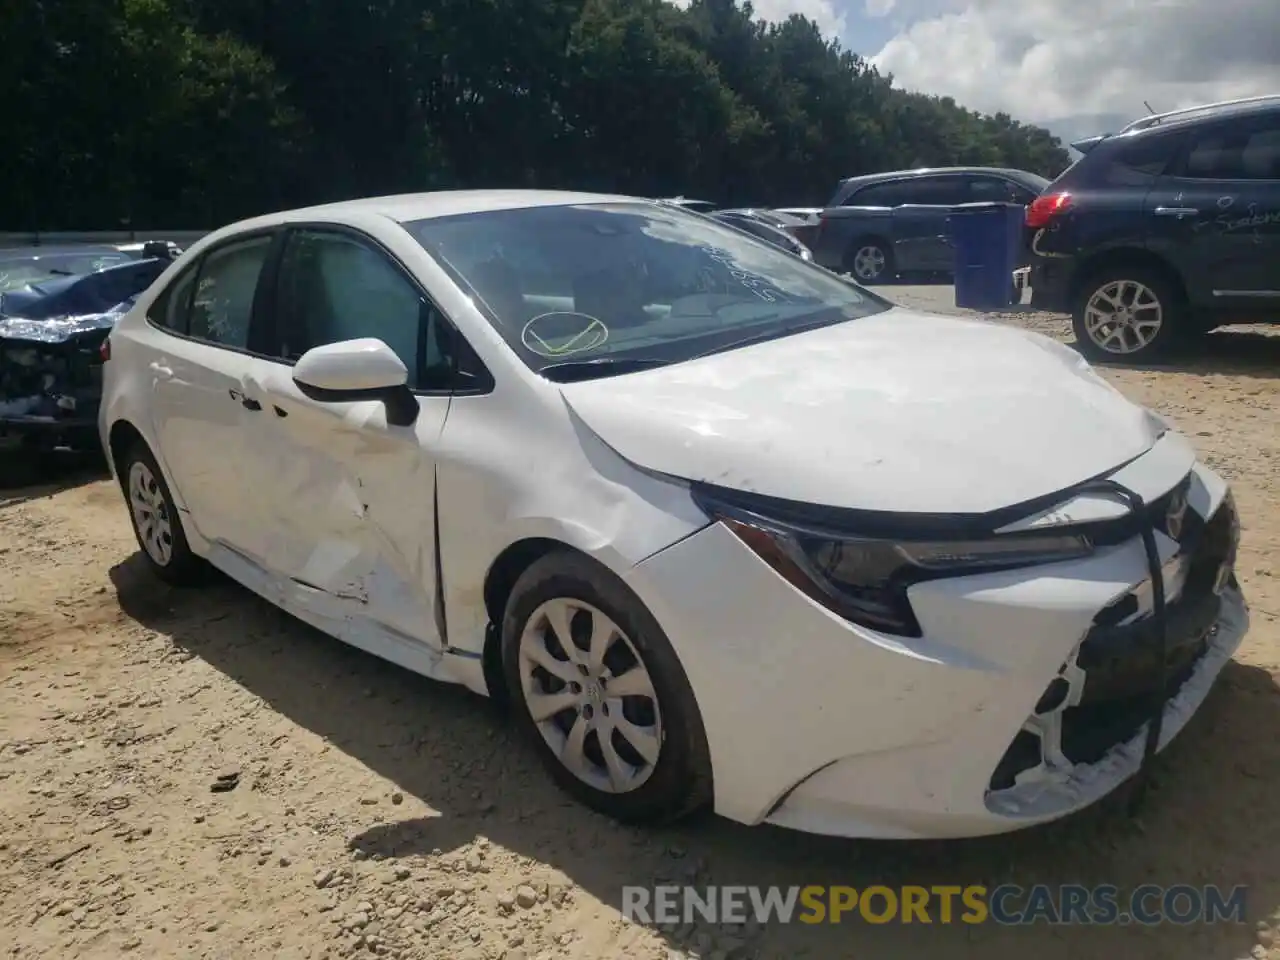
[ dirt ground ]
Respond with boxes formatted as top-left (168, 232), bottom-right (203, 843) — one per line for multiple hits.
top-left (2, 291), bottom-right (1279, 960)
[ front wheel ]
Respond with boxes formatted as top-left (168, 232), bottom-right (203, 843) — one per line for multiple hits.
top-left (501, 551), bottom-right (712, 825)
top-left (1072, 267), bottom-right (1187, 363)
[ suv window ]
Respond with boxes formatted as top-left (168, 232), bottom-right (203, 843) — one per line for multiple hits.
top-left (966, 176), bottom-right (1031, 203)
top-left (846, 180), bottom-right (913, 206)
top-left (1183, 119), bottom-right (1280, 180)
top-left (189, 236), bottom-right (273, 348)
top-left (275, 229), bottom-right (468, 391)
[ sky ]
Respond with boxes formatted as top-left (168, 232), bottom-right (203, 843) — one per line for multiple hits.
top-left (730, 0), bottom-right (1280, 148)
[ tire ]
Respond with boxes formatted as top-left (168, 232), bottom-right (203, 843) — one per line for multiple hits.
top-left (1071, 265), bottom-right (1187, 364)
top-left (845, 238), bottom-right (894, 284)
top-left (501, 550), bottom-right (713, 825)
top-left (118, 441), bottom-right (207, 586)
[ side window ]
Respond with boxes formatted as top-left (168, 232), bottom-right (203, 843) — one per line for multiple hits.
top-left (847, 181), bottom-right (910, 207)
top-left (189, 236), bottom-right (272, 348)
top-left (911, 177), bottom-right (969, 206)
top-left (966, 176), bottom-right (1026, 203)
top-left (1183, 119), bottom-right (1280, 181)
top-left (276, 229), bottom-right (482, 391)
top-left (147, 263), bottom-right (200, 333)
top-left (1101, 132), bottom-right (1185, 185)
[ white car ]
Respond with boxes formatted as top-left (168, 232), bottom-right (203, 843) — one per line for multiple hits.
top-left (97, 190), bottom-right (1248, 839)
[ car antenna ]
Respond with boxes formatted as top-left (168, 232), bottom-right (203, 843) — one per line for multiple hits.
top-left (1142, 100), bottom-right (1156, 115)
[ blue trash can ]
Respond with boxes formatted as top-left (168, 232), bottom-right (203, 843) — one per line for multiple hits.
top-left (947, 202), bottom-right (1025, 309)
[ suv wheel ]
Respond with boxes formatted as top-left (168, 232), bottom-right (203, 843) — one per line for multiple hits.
top-left (1072, 266), bottom-right (1186, 363)
top-left (846, 240), bottom-right (893, 284)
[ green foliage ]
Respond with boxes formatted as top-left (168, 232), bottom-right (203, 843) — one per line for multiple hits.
top-left (0, 0), bottom-right (1071, 228)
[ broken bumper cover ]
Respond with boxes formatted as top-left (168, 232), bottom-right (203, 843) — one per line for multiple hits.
top-left (0, 311), bottom-right (118, 450)
top-left (625, 461), bottom-right (1246, 839)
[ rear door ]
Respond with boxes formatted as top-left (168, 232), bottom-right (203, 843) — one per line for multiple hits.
top-left (1145, 111), bottom-right (1280, 312)
top-left (143, 232), bottom-right (282, 564)
top-left (891, 175), bottom-right (969, 271)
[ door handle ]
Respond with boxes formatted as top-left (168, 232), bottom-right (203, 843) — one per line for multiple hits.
top-left (149, 361), bottom-right (173, 378)
top-left (1154, 207), bottom-right (1200, 217)
top-left (228, 388), bottom-right (262, 411)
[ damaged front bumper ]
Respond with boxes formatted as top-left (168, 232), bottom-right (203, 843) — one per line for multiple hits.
top-left (624, 456), bottom-right (1247, 839)
top-left (0, 311), bottom-right (118, 452)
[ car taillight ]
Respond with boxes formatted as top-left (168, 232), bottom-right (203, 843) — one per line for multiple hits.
top-left (99, 338), bottom-right (111, 362)
top-left (1025, 192), bottom-right (1071, 228)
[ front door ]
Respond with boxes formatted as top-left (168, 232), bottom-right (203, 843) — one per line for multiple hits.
top-left (143, 232), bottom-right (279, 566)
top-left (236, 227), bottom-right (455, 663)
top-left (1145, 111), bottom-right (1280, 313)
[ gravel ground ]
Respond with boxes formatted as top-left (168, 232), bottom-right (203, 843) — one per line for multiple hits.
top-left (2, 287), bottom-right (1278, 960)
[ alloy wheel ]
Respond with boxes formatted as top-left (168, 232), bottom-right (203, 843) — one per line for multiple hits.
top-left (517, 597), bottom-right (663, 794)
top-left (853, 245), bottom-right (887, 281)
top-left (128, 460), bottom-right (173, 566)
top-left (1083, 280), bottom-right (1164, 355)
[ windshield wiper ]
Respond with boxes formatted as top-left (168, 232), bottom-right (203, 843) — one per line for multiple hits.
top-left (539, 356), bottom-right (671, 382)
top-left (690, 314), bottom-right (842, 361)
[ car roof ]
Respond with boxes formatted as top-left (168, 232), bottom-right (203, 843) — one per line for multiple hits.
top-left (246, 189), bottom-right (637, 229)
top-left (1117, 96), bottom-right (1280, 138)
top-left (840, 166), bottom-right (1035, 186)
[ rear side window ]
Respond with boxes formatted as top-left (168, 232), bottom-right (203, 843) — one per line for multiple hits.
top-left (188, 237), bottom-right (272, 348)
top-left (1112, 135), bottom-right (1180, 176)
top-left (148, 265), bottom-right (199, 332)
top-left (1182, 119), bottom-right (1280, 180)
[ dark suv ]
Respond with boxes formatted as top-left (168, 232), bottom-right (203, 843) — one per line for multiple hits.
top-left (1028, 95), bottom-right (1280, 363)
top-left (810, 167), bottom-right (1051, 282)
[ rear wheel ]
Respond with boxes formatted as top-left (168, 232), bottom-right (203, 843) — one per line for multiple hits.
top-left (120, 442), bottom-right (207, 586)
top-left (1072, 266), bottom-right (1187, 363)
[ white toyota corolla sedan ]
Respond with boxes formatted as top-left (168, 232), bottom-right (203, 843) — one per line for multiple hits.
top-left (98, 190), bottom-right (1248, 839)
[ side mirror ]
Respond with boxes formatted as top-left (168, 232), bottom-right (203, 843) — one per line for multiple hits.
top-left (292, 338), bottom-right (418, 426)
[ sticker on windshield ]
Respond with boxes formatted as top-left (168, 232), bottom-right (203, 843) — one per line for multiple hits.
top-left (521, 312), bottom-right (609, 358)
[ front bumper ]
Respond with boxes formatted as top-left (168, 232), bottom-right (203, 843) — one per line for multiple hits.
top-left (626, 457), bottom-right (1246, 839)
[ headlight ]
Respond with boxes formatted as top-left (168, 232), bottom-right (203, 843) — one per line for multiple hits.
top-left (693, 486), bottom-right (1093, 636)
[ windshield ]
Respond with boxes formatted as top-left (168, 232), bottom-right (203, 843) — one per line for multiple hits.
top-left (404, 201), bottom-right (890, 376)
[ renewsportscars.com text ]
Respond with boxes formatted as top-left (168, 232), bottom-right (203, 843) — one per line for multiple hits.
top-left (622, 883), bottom-right (1248, 926)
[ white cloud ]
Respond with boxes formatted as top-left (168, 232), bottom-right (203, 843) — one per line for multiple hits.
top-left (668, 0), bottom-right (847, 35)
top-left (869, 0), bottom-right (1280, 136)
top-left (864, 0), bottom-right (896, 17)
top-left (753, 0), bottom-right (848, 36)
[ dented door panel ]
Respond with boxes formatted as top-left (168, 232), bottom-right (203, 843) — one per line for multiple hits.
top-left (239, 362), bottom-right (450, 653)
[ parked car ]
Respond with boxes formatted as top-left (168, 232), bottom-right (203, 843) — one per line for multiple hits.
top-left (1027, 95), bottom-right (1280, 363)
top-left (99, 190), bottom-right (1245, 839)
top-left (809, 167), bottom-right (1050, 283)
top-left (1, 249), bottom-right (178, 453)
top-left (709, 209), bottom-right (814, 260)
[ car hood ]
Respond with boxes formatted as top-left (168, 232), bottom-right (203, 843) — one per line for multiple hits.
top-left (557, 307), bottom-right (1166, 515)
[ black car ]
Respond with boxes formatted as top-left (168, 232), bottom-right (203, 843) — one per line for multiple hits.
top-left (809, 167), bottom-right (1051, 282)
top-left (1, 248), bottom-right (178, 454)
top-left (1027, 95), bottom-right (1280, 363)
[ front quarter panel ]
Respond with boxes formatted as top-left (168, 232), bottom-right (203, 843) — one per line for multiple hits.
top-left (433, 376), bottom-right (710, 692)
